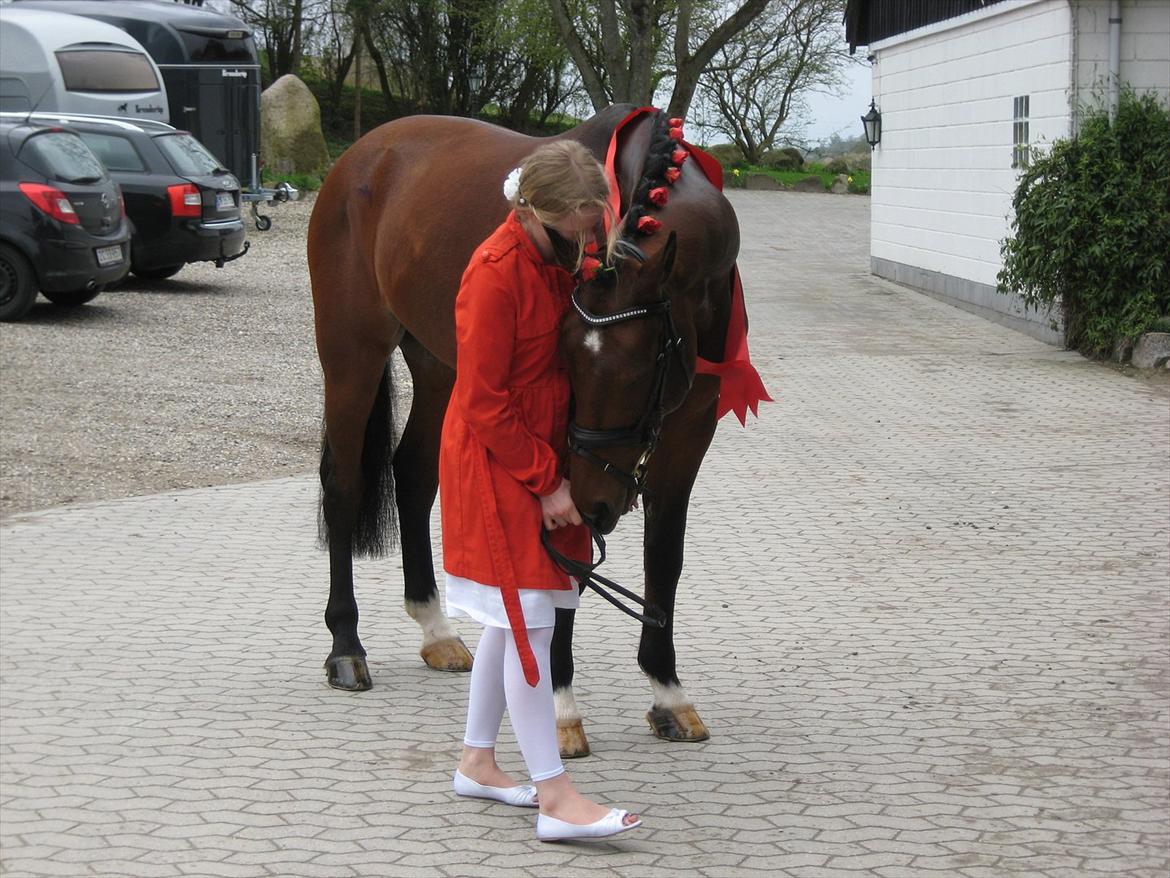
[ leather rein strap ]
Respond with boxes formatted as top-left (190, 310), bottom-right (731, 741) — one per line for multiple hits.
top-left (540, 525), bottom-right (667, 628)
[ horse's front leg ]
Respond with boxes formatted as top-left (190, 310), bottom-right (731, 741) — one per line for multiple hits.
top-left (397, 336), bottom-right (472, 672)
top-left (552, 607), bottom-right (591, 758)
top-left (639, 394), bottom-right (718, 742)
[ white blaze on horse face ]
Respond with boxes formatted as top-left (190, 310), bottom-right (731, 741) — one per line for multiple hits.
top-left (405, 596), bottom-right (458, 648)
top-left (583, 329), bottom-right (603, 356)
top-left (651, 680), bottom-right (694, 711)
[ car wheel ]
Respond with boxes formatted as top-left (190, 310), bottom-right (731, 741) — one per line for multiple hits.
top-left (42, 286), bottom-right (103, 307)
top-left (133, 264), bottom-right (184, 280)
top-left (0, 243), bottom-right (38, 322)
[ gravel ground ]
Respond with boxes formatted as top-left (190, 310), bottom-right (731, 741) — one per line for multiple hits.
top-left (0, 196), bottom-right (325, 522)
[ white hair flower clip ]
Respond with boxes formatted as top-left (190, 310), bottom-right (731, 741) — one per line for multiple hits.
top-left (502, 166), bottom-right (523, 203)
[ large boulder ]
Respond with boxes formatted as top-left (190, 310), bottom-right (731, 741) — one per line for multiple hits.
top-left (790, 176), bottom-right (826, 193)
top-left (744, 173), bottom-right (783, 191)
top-left (1131, 332), bottom-right (1170, 369)
top-left (261, 74), bottom-right (329, 176)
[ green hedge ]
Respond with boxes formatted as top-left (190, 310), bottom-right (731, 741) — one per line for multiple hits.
top-left (998, 91), bottom-right (1170, 356)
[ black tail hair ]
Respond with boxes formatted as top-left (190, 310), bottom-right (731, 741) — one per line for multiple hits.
top-left (318, 363), bottom-right (400, 556)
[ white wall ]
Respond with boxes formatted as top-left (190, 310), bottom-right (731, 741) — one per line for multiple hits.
top-left (869, 0), bottom-right (1074, 290)
top-left (1073, 0), bottom-right (1170, 116)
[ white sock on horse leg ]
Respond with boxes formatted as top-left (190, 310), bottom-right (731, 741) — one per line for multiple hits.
top-left (503, 626), bottom-right (564, 782)
top-left (463, 624), bottom-right (506, 748)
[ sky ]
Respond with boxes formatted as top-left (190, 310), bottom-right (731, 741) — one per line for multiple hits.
top-left (801, 55), bottom-right (874, 144)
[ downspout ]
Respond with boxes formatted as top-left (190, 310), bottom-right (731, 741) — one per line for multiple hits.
top-left (1108, 0), bottom-right (1121, 121)
top-left (1068, 0), bottom-right (1079, 136)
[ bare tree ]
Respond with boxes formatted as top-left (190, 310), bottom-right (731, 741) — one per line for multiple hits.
top-left (305, 0), bottom-right (359, 129)
top-left (698, 0), bottom-right (850, 163)
top-left (231, 0), bottom-right (309, 81)
top-left (544, 0), bottom-right (771, 118)
top-left (360, 0), bottom-right (579, 122)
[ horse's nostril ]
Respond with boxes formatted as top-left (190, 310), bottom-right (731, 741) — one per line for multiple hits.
top-left (589, 502), bottom-right (618, 535)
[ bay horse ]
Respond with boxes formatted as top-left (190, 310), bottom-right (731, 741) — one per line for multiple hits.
top-left (308, 104), bottom-right (764, 757)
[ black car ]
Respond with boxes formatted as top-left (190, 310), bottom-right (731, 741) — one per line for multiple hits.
top-left (0, 119), bottom-right (131, 321)
top-left (2, 112), bottom-right (249, 280)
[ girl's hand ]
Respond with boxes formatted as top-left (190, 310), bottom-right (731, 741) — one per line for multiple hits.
top-left (540, 479), bottom-right (583, 530)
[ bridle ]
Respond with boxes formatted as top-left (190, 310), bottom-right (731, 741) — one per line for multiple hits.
top-left (541, 284), bottom-right (686, 629)
top-left (566, 285), bottom-right (689, 496)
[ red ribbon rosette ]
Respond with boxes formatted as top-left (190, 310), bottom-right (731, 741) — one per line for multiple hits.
top-left (636, 216), bottom-right (662, 235)
top-left (664, 167), bottom-right (681, 184)
top-left (668, 126), bottom-right (684, 142)
top-left (668, 117), bottom-right (684, 128)
top-left (580, 255), bottom-right (602, 282)
top-left (671, 148), bottom-right (689, 167)
top-left (648, 186), bottom-right (669, 207)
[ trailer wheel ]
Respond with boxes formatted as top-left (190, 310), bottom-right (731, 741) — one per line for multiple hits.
top-left (0, 243), bottom-right (38, 322)
top-left (255, 214), bottom-right (272, 232)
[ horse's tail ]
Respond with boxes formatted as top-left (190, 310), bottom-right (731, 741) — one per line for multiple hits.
top-left (318, 363), bottom-right (400, 557)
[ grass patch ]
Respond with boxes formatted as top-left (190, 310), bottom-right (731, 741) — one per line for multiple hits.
top-left (726, 163), bottom-right (871, 194)
top-left (261, 169), bottom-right (325, 191)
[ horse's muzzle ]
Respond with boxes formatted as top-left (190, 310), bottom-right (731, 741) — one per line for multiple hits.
top-left (584, 503), bottom-right (620, 536)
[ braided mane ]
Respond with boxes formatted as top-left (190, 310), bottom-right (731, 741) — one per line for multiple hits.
top-left (620, 110), bottom-right (675, 243)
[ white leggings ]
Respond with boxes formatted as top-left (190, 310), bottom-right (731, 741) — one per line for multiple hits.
top-left (463, 624), bottom-right (565, 783)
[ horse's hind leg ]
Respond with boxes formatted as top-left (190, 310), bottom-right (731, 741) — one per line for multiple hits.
top-left (319, 336), bottom-right (396, 691)
top-left (396, 334), bottom-right (472, 672)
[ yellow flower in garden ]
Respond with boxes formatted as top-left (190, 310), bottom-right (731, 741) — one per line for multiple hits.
top-left (733, 168), bottom-right (741, 177)
top-left (848, 176), bottom-right (854, 183)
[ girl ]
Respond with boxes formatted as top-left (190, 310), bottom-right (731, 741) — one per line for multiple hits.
top-left (438, 140), bottom-right (642, 843)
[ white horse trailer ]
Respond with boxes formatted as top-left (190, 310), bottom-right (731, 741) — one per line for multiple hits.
top-left (0, 8), bottom-right (169, 122)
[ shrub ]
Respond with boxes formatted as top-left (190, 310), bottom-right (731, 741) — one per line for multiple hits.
top-left (263, 169), bottom-right (324, 191)
top-left (704, 143), bottom-right (747, 169)
top-left (998, 91), bottom-right (1170, 356)
top-left (762, 147), bottom-right (804, 170)
top-left (823, 156), bottom-right (850, 175)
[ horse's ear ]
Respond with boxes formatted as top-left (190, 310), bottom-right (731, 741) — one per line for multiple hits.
top-left (661, 231), bottom-right (677, 281)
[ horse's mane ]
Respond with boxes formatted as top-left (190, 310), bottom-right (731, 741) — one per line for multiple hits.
top-left (621, 111), bottom-right (674, 241)
top-left (599, 111), bottom-right (676, 273)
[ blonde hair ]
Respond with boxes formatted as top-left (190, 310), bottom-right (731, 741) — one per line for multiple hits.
top-left (509, 140), bottom-right (621, 271)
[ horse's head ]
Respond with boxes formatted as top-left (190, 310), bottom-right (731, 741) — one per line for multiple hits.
top-left (561, 229), bottom-right (696, 534)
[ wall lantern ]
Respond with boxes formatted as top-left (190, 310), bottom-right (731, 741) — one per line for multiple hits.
top-left (468, 66), bottom-right (484, 96)
top-left (861, 99), bottom-right (882, 150)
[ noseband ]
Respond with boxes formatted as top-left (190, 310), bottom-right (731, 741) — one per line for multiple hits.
top-left (567, 286), bottom-right (688, 494)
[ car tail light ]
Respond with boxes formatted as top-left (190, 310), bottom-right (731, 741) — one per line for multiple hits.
top-left (167, 183), bottom-right (203, 217)
top-left (18, 183), bottom-right (79, 224)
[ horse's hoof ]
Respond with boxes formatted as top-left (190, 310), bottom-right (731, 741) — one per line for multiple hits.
top-left (558, 720), bottom-right (591, 759)
top-left (325, 655), bottom-right (372, 691)
top-left (646, 705), bottom-right (710, 742)
top-left (420, 637), bottom-right (473, 672)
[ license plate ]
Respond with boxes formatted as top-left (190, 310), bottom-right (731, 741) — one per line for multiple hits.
top-left (95, 245), bottom-right (123, 267)
top-left (216, 191), bottom-right (235, 211)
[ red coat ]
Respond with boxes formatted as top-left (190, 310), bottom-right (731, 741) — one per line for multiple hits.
top-left (439, 212), bottom-right (590, 685)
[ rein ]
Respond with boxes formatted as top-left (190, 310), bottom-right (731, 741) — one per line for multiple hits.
top-left (540, 525), bottom-right (667, 627)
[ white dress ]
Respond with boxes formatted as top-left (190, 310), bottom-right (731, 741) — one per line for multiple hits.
top-left (446, 573), bottom-right (580, 629)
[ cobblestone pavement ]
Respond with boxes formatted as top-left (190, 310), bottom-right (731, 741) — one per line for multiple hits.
top-left (2, 191), bottom-right (1168, 877)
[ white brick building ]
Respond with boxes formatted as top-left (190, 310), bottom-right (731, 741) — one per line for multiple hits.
top-left (846, 0), bottom-right (1170, 343)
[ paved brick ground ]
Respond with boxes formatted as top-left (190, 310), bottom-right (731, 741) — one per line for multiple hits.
top-left (2, 191), bottom-right (1168, 877)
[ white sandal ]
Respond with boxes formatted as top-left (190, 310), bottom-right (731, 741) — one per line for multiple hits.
top-left (453, 770), bottom-right (538, 808)
top-left (536, 808), bottom-right (642, 842)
